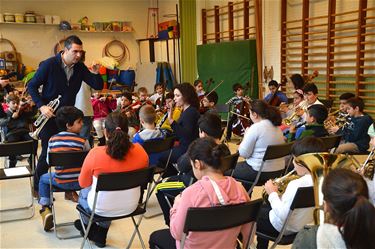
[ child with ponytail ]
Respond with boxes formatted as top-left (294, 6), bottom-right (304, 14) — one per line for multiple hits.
top-left (149, 137), bottom-right (252, 249)
top-left (233, 99), bottom-right (285, 190)
top-left (75, 112), bottom-right (149, 247)
top-left (292, 168), bottom-right (375, 249)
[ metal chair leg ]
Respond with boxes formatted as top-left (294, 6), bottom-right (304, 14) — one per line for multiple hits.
top-left (80, 214), bottom-right (94, 249)
top-left (0, 177), bottom-right (35, 223)
top-left (51, 193), bottom-right (81, 240)
top-left (126, 216), bottom-right (146, 249)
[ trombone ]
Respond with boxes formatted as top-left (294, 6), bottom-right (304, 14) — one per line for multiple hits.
top-left (30, 95), bottom-right (61, 140)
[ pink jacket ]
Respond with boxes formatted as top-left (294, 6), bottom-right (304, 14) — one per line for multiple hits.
top-left (91, 98), bottom-right (117, 120)
top-left (169, 176), bottom-right (252, 249)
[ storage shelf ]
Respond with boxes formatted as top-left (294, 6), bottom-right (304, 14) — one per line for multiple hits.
top-left (0, 22), bottom-right (58, 26)
top-left (64, 30), bottom-right (133, 33)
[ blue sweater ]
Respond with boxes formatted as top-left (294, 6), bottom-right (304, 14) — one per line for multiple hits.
top-left (264, 91), bottom-right (288, 105)
top-left (27, 53), bottom-right (103, 108)
top-left (342, 114), bottom-right (373, 152)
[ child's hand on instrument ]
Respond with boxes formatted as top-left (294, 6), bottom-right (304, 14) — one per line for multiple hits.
top-left (264, 180), bottom-right (278, 195)
top-left (289, 124), bottom-right (296, 133)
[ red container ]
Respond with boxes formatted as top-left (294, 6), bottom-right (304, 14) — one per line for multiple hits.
top-left (99, 66), bottom-right (107, 75)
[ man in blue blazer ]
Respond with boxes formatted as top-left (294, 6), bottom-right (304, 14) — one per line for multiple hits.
top-left (28, 35), bottom-right (103, 195)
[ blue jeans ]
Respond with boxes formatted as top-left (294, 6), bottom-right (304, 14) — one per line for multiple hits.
top-left (78, 187), bottom-right (111, 228)
top-left (38, 172), bottom-right (80, 206)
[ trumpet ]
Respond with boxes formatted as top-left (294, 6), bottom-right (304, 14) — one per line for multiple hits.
top-left (30, 95), bottom-right (61, 139)
top-left (262, 169), bottom-right (300, 200)
top-left (358, 147), bottom-right (375, 180)
top-left (282, 101), bottom-right (308, 126)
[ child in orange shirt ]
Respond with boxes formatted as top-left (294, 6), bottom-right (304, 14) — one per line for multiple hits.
top-left (74, 112), bottom-right (149, 247)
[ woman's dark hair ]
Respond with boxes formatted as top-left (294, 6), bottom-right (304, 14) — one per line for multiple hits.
top-left (174, 82), bottom-right (200, 109)
top-left (290, 74), bottom-right (305, 90)
top-left (323, 168), bottom-right (375, 249)
top-left (187, 137), bottom-right (230, 171)
top-left (104, 112), bottom-right (132, 160)
top-left (291, 136), bottom-right (327, 156)
top-left (250, 99), bottom-right (282, 126)
top-left (55, 106), bottom-right (84, 132)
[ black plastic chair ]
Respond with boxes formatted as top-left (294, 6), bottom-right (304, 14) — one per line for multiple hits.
top-left (0, 140), bottom-right (36, 222)
top-left (246, 142), bottom-right (295, 194)
top-left (180, 199), bottom-right (263, 249)
top-left (319, 99), bottom-right (333, 111)
top-left (48, 151), bottom-right (89, 239)
top-left (256, 187), bottom-right (315, 249)
top-left (215, 104), bottom-right (231, 139)
top-left (76, 167), bottom-right (154, 249)
top-left (142, 136), bottom-right (175, 170)
top-left (319, 135), bottom-right (342, 153)
top-left (222, 152), bottom-right (240, 176)
top-left (141, 136), bottom-right (175, 218)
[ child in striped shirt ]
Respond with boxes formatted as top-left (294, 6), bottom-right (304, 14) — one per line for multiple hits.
top-left (39, 106), bottom-right (90, 232)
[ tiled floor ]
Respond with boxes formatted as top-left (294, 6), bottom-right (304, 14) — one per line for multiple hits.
top-left (1, 138), bottom-right (367, 248)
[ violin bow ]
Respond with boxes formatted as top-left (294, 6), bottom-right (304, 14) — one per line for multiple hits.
top-left (205, 80), bottom-right (224, 97)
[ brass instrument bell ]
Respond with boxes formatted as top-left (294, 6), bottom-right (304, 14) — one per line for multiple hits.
top-left (294, 153), bottom-right (356, 224)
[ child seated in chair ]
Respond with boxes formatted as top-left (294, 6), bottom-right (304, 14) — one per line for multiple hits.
top-left (364, 123), bottom-right (375, 205)
top-left (288, 104), bottom-right (328, 142)
top-left (335, 97), bottom-right (373, 154)
top-left (149, 137), bottom-right (252, 249)
top-left (292, 168), bottom-right (375, 249)
top-left (200, 90), bottom-right (219, 114)
top-left (155, 113), bottom-right (224, 226)
top-left (327, 92), bottom-right (354, 135)
top-left (132, 104), bottom-right (166, 165)
top-left (117, 91), bottom-right (139, 137)
top-left (39, 106), bottom-right (90, 232)
top-left (0, 93), bottom-right (38, 167)
top-left (74, 112), bottom-right (148, 247)
top-left (256, 136), bottom-right (327, 249)
top-left (156, 92), bottom-right (182, 135)
top-left (264, 80), bottom-right (288, 107)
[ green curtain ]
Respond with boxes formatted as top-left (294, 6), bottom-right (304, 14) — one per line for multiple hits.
top-left (179, 0), bottom-right (197, 83)
top-left (197, 40), bottom-right (258, 104)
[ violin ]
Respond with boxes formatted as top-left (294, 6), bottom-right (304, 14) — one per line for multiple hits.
top-left (155, 95), bottom-right (166, 110)
top-left (267, 83), bottom-right (283, 107)
top-left (232, 96), bottom-right (252, 136)
top-left (199, 79), bottom-right (224, 114)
